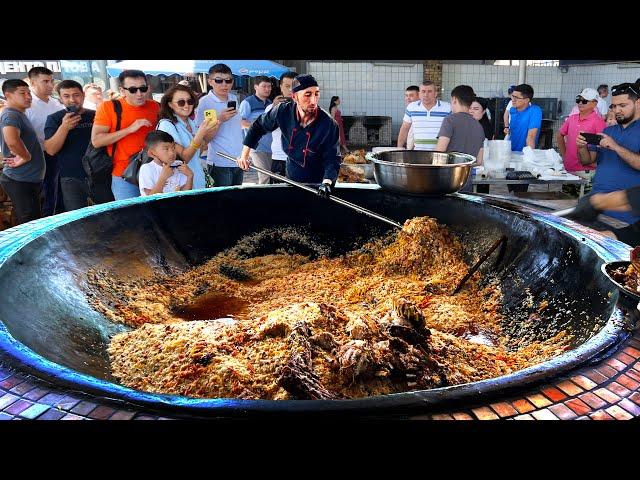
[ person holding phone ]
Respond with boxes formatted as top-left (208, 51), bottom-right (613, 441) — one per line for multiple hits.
top-left (194, 63), bottom-right (244, 187)
top-left (575, 82), bottom-right (640, 226)
top-left (556, 88), bottom-right (606, 196)
top-left (237, 74), bottom-right (341, 197)
top-left (44, 80), bottom-right (114, 211)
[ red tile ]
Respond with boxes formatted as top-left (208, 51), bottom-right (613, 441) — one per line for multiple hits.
top-left (526, 393), bottom-right (552, 409)
top-left (4, 399), bottom-right (33, 416)
top-left (88, 406), bottom-right (116, 420)
top-left (565, 398), bottom-right (592, 416)
top-left (630, 392), bottom-right (640, 406)
top-left (0, 376), bottom-right (24, 390)
top-left (595, 365), bottom-right (619, 379)
top-left (9, 382), bottom-right (36, 396)
top-left (472, 407), bottom-right (499, 420)
top-left (623, 346), bottom-right (640, 358)
top-left (607, 381), bottom-right (631, 398)
top-left (593, 387), bottom-right (622, 404)
top-left (616, 352), bottom-right (636, 365)
top-left (108, 410), bottom-right (136, 421)
top-left (555, 380), bottom-right (584, 396)
top-left (570, 375), bottom-right (597, 391)
top-left (70, 401), bottom-right (98, 416)
top-left (605, 358), bottom-right (628, 372)
top-left (511, 398), bottom-right (536, 414)
top-left (619, 399), bottom-right (640, 417)
top-left (582, 370), bottom-right (609, 385)
top-left (451, 412), bottom-right (474, 420)
top-left (616, 374), bottom-right (640, 391)
top-left (513, 414), bottom-right (534, 420)
top-left (531, 409), bottom-right (558, 420)
top-left (548, 404), bottom-right (577, 420)
top-left (429, 413), bottom-right (454, 420)
top-left (589, 410), bottom-right (614, 420)
top-left (605, 405), bottom-right (633, 420)
top-left (541, 386), bottom-right (567, 403)
top-left (626, 369), bottom-right (640, 383)
top-left (490, 402), bottom-right (518, 418)
top-left (578, 392), bottom-right (607, 410)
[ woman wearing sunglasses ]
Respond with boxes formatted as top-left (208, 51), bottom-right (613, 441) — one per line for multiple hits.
top-left (158, 85), bottom-right (219, 189)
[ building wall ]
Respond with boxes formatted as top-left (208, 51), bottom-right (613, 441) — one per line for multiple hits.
top-left (306, 61), bottom-right (423, 139)
top-left (305, 61), bottom-right (640, 145)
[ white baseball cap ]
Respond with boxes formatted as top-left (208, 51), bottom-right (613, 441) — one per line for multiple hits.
top-left (577, 88), bottom-right (599, 101)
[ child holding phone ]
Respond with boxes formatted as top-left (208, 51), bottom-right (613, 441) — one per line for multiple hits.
top-left (138, 131), bottom-right (193, 196)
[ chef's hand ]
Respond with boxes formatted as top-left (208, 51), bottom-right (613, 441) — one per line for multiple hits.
top-left (237, 155), bottom-right (251, 170)
top-left (565, 194), bottom-right (601, 222)
top-left (317, 180), bottom-right (332, 199)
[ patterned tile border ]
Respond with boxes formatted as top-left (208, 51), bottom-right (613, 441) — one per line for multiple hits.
top-left (1, 328), bottom-right (640, 420)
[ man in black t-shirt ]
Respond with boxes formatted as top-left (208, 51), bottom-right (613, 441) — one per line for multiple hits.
top-left (44, 80), bottom-right (114, 211)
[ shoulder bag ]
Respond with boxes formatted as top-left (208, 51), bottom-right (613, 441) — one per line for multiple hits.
top-left (82, 99), bottom-right (122, 183)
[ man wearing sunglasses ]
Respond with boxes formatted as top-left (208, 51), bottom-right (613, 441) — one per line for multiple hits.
top-left (195, 63), bottom-right (244, 187)
top-left (557, 88), bottom-right (605, 196)
top-left (91, 69), bottom-right (159, 200)
top-left (237, 74), bottom-right (341, 197)
top-left (572, 82), bottom-right (640, 234)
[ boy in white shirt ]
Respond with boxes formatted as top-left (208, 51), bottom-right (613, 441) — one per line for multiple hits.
top-left (138, 130), bottom-right (193, 196)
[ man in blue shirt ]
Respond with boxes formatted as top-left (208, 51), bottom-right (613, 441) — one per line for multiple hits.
top-left (239, 76), bottom-right (273, 184)
top-left (44, 80), bottom-right (113, 211)
top-left (507, 84), bottom-right (542, 152)
top-left (237, 74), bottom-right (341, 197)
top-left (575, 82), bottom-right (640, 229)
top-left (195, 63), bottom-right (244, 186)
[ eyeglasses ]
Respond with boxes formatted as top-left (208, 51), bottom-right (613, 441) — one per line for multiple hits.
top-left (212, 77), bottom-right (233, 84)
top-left (122, 86), bottom-right (149, 94)
top-left (575, 98), bottom-right (591, 105)
top-left (510, 95), bottom-right (526, 101)
top-left (175, 98), bottom-right (195, 107)
top-left (611, 83), bottom-right (639, 97)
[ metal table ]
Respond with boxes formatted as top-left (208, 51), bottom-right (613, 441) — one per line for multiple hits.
top-left (473, 177), bottom-right (589, 197)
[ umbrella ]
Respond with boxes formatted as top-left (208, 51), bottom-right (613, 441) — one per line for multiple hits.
top-left (106, 60), bottom-right (290, 78)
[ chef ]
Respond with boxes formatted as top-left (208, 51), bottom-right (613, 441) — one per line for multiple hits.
top-left (237, 74), bottom-right (341, 198)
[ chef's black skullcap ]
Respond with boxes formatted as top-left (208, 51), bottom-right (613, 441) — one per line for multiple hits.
top-left (292, 74), bottom-right (319, 93)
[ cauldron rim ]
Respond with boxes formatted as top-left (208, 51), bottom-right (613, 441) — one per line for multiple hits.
top-left (0, 185), bottom-right (632, 416)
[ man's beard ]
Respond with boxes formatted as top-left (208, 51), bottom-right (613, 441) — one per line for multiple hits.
top-left (616, 110), bottom-right (636, 125)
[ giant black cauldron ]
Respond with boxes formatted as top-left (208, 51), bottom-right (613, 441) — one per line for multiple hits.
top-left (0, 184), bottom-right (633, 417)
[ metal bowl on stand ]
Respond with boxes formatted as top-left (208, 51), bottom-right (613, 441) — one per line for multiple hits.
top-left (365, 150), bottom-right (476, 195)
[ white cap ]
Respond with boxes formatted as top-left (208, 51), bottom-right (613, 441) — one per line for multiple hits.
top-left (577, 88), bottom-right (599, 101)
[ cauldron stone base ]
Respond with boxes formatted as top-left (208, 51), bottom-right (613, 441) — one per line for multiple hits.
top-left (1, 331), bottom-right (640, 420)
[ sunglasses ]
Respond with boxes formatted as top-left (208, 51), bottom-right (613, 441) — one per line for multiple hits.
top-left (122, 86), bottom-right (149, 94)
top-left (175, 98), bottom-right (195, 107)
top-left (212, 78), bottom-right (233, 84)
top-left (575, 98), bottom-right (592, 105)
top-left (611, 83), bottom-right (639, 97)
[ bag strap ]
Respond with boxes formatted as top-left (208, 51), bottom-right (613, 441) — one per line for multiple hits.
top-left (111, 99), bottom-right (123, 157)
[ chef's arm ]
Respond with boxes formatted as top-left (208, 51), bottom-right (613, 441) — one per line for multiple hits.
top-left (322, 126), bottom-right (341, 185)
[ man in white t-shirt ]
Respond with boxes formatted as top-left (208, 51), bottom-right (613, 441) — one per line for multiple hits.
top-left (403, 85), bottom-right (419, 149)
top-left (138, 131), bottom-right (193, 196)
top-left (266, 71), bottom-right (296, 182)
top-left (25, 66), bottom-right (64, 216)
top-left (396, 80), bottom-right (451, 151)
top-left (596, 84), bottom-right (610, 119)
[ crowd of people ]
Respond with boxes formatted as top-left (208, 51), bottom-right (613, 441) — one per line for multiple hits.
top-left (1, 63), bottom-right (640, 245)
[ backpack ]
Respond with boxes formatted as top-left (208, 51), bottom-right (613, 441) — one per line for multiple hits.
top-left (121, 148), bottom-right (153, 185)
top-left (82, 99), bottom-right (122, 183)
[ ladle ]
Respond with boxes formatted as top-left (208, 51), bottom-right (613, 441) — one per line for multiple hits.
top-left (216, 151), bottom-right (403, 230)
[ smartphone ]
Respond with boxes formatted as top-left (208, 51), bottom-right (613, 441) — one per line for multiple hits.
top-left (227, 100), bottom-right (236, 110)
top-left (204, 109), bottom-right (217, 123)
top-left (66, 105), bottom-right (79, 115)
top-left (581, 132), bottom-right (602, 145)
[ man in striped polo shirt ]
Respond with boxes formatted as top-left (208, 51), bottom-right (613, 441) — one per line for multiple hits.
top-left (397, 80), bottom-right (451, 151)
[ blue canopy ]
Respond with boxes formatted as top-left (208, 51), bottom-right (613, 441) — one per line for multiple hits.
top-left (106, 60), bottom-right (290, 78)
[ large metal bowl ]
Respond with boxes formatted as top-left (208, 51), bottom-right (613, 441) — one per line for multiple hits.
top-left (366, 150), bottom-right (476, 195)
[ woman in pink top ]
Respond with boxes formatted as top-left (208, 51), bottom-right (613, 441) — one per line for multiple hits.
top-left (557, 88), bottom-right (606, 195)
top-left (329, 96), bottom-right (348, 153)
